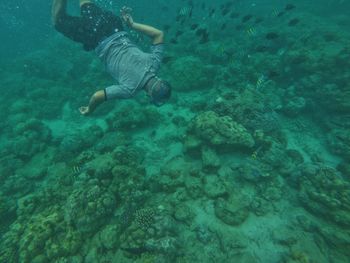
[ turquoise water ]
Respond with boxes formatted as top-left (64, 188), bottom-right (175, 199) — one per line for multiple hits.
top-left (1, 0), bottom-right (350, 262)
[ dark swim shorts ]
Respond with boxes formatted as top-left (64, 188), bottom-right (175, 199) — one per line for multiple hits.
top-left (55, 3), bottom-right (123, 51)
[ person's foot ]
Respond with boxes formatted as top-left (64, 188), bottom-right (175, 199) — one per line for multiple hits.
top-left (52, 0), bottom-right (67, 25)
top-left (80, 0), bottom-right (92, 7)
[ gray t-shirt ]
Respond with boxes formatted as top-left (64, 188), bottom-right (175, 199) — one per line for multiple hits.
top-left (95, 32), bottom-right (164, 100)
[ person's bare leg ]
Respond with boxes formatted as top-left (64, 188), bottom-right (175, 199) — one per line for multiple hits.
top-left (80, 0), bottom-right (92, 7)
top-left (52, 0), bottom-right (67, 25)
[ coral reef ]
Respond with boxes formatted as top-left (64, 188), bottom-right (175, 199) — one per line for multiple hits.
top-left (6, 118), bottom-right (51, 160)
top-left (293, 163), bottom-right (350, 227)
top-left (214, 194), bottom-right (251, 226)
top-left (203, 175), bottom-right (228, 199)
top-left (1, 206), bottom-right (82, 262)
top-left (106, 103), bottom-right (162, 131)
top-left (185, 111), bottom-right (255, 153)
top-left (119, 206), bottom-right (180, 257)
top-left (164, 56), bottom-right (216, 91)
top-left (64, 184), bottom-right (116, 234)
top-left (0, 3), bottom-right (350, 262)
top-left (327, 129), bottom-right (350, 160)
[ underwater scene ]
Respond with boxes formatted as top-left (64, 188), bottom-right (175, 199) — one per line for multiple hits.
top-left (1, 0), bottom-right (350, 262)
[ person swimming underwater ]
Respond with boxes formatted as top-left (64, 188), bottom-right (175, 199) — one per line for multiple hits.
top-left (52, 0), bottom-right (172, 115)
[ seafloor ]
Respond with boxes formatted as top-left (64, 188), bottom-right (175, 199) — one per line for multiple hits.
top-left (1, 1), bottom-right (350, 263)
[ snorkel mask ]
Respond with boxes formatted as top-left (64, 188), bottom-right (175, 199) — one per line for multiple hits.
top-left (149, 78), bottom-right (172, 106)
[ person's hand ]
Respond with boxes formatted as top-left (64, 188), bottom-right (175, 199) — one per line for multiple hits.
top-left (120, 6), bottom-right (132, 16)
top-left (79, 106), bottom-right (90, 116)
top-left (120, 6), bottom-right (134, 27)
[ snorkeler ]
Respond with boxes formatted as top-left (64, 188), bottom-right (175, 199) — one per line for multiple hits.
top-left (52, 0), bottom-right (171, 115)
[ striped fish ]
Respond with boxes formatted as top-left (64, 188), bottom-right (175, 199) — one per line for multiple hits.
top-left (70, 164), bottom-right (88, 175)
top-left (246, 27), bottom-right (257, 37)
top-left (72, 165), bottom-right (82, 174)
top-left (178, 6), bottom-right (193, 17)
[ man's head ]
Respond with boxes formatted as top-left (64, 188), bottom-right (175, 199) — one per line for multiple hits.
top-left (146, 77), bottom-right (172, 106)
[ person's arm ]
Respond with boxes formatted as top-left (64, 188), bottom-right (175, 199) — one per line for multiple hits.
top-left (79, 90), bottom-right (106, 115)
top-left (131, 22), bottom-right (164, 45)
top-left (120, 7), bottom-right (164, 44)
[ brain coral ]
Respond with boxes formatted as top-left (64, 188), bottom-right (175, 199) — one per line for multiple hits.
top-left (188, 111), bottom-right (255, 149)
top-left (64, 184), bottom-right (116, 234)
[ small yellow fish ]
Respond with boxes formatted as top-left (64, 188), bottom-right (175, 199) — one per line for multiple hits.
top-left (251, 151), bottom-right (258, 159)
top-left (251, 146), bottom-right (263, 159)
top-left (228, 57), bottom-right (235, 66)
top-left (216, 45), bottom-right (226, 55)
top-left (256, 74), bottom-right (267, 89)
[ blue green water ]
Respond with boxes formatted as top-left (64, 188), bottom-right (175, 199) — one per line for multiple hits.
top-left (1, 0), bottom-right (350, 262)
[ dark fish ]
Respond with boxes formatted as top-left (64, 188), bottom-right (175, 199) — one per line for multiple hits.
top-left (242, 15), bottom-right (253, 23)
top-left (162, 56), bottom-right (173, 64)
top-left (221, 23), bottom-right (227, 30)
top-left (170, 38), bottom-right (178, 44)
top-left (255, 17), bottom-right (264, 24)
top-left (196, 28), bottom-right (209, 44)
top-left (201, 3), bottom-right (206, 10)
top-left (288, 18), bottom-right (300, 26)
top-left (163, 25), bottom-right (171, 32)
top-left (267, 70), bottom-right (280, 78)
top-left (221, 8), bottom-right (230, 16)
top-left (161, 6), bottom-right (169, 12)
top-left (230, 12), bottom-right (240, 19)
top-left (175, 30), bottom-right (184, 37)
top-left (323, 33), bottom-right (337, 42)
top-left (285, 4), bottom-right (296, 11)
top-left (223, 1), bottom-right (234, 9)
top-left (188, 7), bottom-right (193, 18)
top-left (235, 24), bottom-right (244, 31)
top-left (209, 8), bottom-right (216, 17)
top-left (255, 45), bottom-right (269, 52)
top-left (150, 130), bottom-right (157, 138)
top-left (196, 28), bottom-right (206, 36)
top-left (277, 11), bottom-right (285, 17)
top-left (199, 34), bottom-right (209, 44)
top-left (265, 32), bottom-right (279, 40)
top-left (190, 23), bottom-right (199, 30)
